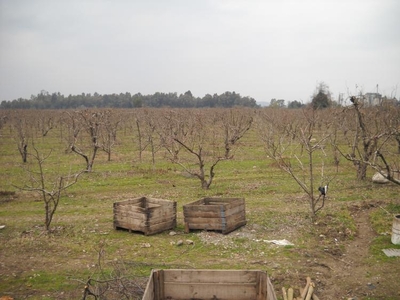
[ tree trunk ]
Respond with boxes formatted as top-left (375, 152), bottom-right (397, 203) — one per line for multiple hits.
top-left (357, 162), bottom-right (368, 180)
top-left (22, 144), bottom-right (28, 163)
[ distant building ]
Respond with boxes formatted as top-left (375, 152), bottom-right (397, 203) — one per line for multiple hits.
top-left (363, 93), bottom-right (382, 106)
top-left (361, 93), bottom-right (399, 106)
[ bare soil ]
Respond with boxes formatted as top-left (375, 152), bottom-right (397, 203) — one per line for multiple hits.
top-left (319, 202), bottom-right (399, 300)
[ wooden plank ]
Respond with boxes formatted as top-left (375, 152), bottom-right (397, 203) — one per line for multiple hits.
top-left (225, 211), bottom-right (246, 225)
top-left (114, 220), bottom-right (144, 231)
top-left (224, 203), bottom-right (246, 217)
top-left (183, 209), bottom-right (221, 218)
top-left (114, 197), bottom-right (143, 207)
top-left (148, 208), bottom-right (176, 220)
top-left (114, 217), bottom-right (145, 227)
top-left (185, 223), bottom-right (224, 231)
top-left (222, 220), bottom-right (247, 234)
top-left (148, 214), bottom-right (177, 224)
top-left (113, 210), bottom-right (147, 220)
top-left (147, 197), bottom-right (176, 206)
top-left (114, 214), bottom-right (146, 224)
top-left (266, 273), bottom-right (278, 300)
top-left (145, 219), bottom-right (176, 235)
top-left (142, 269), bottom-right (155, 300)
top-left (184, 204), bottom-right (222, 213)
top-left (183, 198), bottom-right (206, 206)
top-left (163, 269), bottom-right (258, 283)
top-left (115, 217), bottom-right (176, 235)
top-left (114, 203), bottom-right (158, 213)
top-left (183, 217), bottom-right (227, 225)
top-left (115, 197), bottom-right (175, 209)
top-left (203, 197), bottom-right (244, 205)
top-left (163, 282), bottom-right (257, 300)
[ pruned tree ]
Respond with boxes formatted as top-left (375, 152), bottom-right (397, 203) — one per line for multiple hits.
top-left (129, 108), bottom-right (164, 166)
top-left (158, 109), bottom-right (185, 161)
top-left (162, 109), bottom-right (232, 189)
top-left (256, 108), bottom-right (336, 219)
top-left (141, 109), bottom-right (163, 167)
top-left (11, 113), bottom-right (31, 163)
top-left (220, 108), bottom-right (253, 159)
top-left (333, 96), bottom-right (400, 184)
top-left (131, 111), bottom-right (146, 163)
top-left (18, 142), bottom-right (83, 231)
top-left (36, 111), bottom-right (56, 137)
top-left (65, 110), bottom-right (104, 172)
top-left (100, 110), bottom-right (121, 161)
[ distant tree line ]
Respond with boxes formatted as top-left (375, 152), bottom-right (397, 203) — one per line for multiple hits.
top-left (0, 90), bottom-right (259, 109)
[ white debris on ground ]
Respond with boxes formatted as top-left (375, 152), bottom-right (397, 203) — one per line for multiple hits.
top-left (382, 249), bottom-right (400, 257)
top-left (196, 225), bottom-right (294, 248)
top-left (263, 239), bottom-right (294, 246)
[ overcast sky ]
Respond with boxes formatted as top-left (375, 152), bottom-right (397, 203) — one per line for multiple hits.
top-left (1, 0), bottom-right (399, 105)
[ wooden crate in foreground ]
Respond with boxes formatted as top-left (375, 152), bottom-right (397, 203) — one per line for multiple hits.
top-left (113, 197), bottom-right (176, 235)
top-left (142, 269), bottom-right (277, 300)
top-left (183, 197), bottom-right (246, 234)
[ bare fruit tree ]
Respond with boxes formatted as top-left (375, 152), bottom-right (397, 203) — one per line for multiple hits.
top-left (10, 112), bottom-right (32, 163)
top-left (162, 110), bottom-right (251, 189)
top-left (65, 110), bottom-right (105, 172)
top-left (18, 143), bottom-right (83, 231)
top-left (158, 109), bottom-right (185, 161)
top-left (220, 108), bottom-right (253, 159)
top-left (35, 111), bottom-right (57, 137)
top-left (136, 109), bottom-right (163, 167)
top-left (256, 108), bottom-right (335, 219)
top-left (100, 110), bottom-right (121, 161)
top-left (333, 97), bottom-right (400, 184)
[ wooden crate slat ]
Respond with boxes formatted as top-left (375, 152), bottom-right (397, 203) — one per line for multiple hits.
top-left (163, 283), bottom-right (257, 300)
top-left (163, 269), bottom-right (258, 283)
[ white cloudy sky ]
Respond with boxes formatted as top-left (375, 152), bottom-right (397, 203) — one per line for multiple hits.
top-left (1, 0), bottom-right (399, 104)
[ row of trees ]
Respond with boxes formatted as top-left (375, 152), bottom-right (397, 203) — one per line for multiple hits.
top-left (1, 100), bottom-right (399, 229)
top-left (0, 90), bottom-right (259, 109)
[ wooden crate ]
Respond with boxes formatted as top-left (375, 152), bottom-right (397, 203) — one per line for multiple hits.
top-left (183, 197), bottom-right (246, 234)
top-left (142, 269), bottom-right (277, 300)
top-left (113, 197), bottom-right (176, 235)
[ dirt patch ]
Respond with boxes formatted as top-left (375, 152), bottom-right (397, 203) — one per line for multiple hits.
top-left (320, 204), bottom-right (375, 298)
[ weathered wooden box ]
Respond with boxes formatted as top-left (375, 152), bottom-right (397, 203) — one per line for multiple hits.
top-left (183, 197), bottom-right (246, 234)
top-left (142, 269), bottom-right (277, 300)
top-left (113, 197), bottom-right (176, 235)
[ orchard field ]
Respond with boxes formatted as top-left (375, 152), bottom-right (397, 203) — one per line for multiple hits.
top-left (0, 106), bottom-right (399, 300)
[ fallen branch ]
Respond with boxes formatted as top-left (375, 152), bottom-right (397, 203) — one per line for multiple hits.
top-left (305, 282), bottom-right (315, 300)
top-left (288, 287), bottom-right (294, 300)
top-left (282, 287), bottom-right (288, 300)
top-left (300, 276), bottom-right (311, 299)
top-left (282, 276), bottom-right (321, 300)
